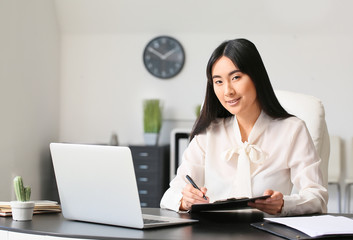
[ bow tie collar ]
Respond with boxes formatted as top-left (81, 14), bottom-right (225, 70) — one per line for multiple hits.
top-left (222, 141), bottom-right (265, 165)
top-left (222, 142), bottom-right (265, 197)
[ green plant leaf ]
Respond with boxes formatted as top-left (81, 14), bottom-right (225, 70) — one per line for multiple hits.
top-left (143, 99), bottom-right (162, 133)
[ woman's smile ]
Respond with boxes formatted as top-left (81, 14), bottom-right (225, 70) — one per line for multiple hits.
top-left (226, 98), bottom-right (240, 106)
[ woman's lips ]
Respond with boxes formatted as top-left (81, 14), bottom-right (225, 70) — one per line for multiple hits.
top-left (226, 98), bottom-right (240, 106)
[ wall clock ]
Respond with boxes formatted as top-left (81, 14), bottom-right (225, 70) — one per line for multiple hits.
top-left (143, 36), bottom-right (185, 79)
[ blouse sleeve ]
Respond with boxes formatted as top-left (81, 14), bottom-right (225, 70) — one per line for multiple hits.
top-left (160, 133), bottom-right (206, 212)
top-left (281, 121), bottom-right (328, 216)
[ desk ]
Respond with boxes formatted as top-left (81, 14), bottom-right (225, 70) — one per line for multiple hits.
top-left (0, 208), bottom-right (282, 240)
top-left (1, 209), bottom-right (349, 240)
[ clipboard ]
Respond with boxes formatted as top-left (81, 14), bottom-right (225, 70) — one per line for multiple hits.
top-left (190, 195), bottom-right (270, 213)
top-left (251, 220), bottom-right (353, 240)
top-left (251, 221), bottom-right (313, 240)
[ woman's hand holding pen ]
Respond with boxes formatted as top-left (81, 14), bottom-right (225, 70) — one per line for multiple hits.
top-left (180, 184), bottom-right (209, 211)
top-left (247, 189), bottom-right (284, 215)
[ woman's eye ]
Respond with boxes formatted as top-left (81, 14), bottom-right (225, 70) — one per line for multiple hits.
top-left (214, 80), bottom-right (222, 84)
top-left (232, 76), bottom-right (240, 81)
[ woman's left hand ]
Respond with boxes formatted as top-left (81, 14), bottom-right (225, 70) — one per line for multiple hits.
top-left (247, 189), bottom-right (284, 215)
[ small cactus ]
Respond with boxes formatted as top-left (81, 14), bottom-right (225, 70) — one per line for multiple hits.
top-left (13, 176), bottom-right (31, 202)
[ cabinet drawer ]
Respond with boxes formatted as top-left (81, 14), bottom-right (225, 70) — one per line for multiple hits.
top-left (135, 173), bottom-right (158, 185)
top-left (136, 181), bottom-right (165, 197)
top-left (139, 199), bottom-right (160, 208)
top-left (139, 194), bottom-right (162, 202)
top-left (133, 161), bottom-right (158, 173)
top-left (139, 194), bottom-right (163, 208)
top-left (130, 148), bottom-right (159, 160)
top-left (137, 187), bottom-right (157, 196)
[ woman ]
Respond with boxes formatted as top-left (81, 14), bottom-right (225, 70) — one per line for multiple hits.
top-left (160, 38), bottom-right (328, 216)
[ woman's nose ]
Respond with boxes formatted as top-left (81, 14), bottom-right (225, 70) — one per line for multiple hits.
top-left (225, 83), bottom-right (235, 96)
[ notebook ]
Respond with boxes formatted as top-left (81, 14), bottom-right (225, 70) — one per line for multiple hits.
top-left (49, 143), bottom-right (198, 229)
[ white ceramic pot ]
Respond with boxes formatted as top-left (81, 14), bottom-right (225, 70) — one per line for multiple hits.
top-left (10, 201), bottom-right (35, 221)
top-left (144, 133), bottom-right (159, 146)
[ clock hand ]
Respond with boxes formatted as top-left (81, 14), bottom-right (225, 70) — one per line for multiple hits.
top-left (147, 47), bottom-right (164, 59)
top-left (161, 48), bottom-right (177, 60)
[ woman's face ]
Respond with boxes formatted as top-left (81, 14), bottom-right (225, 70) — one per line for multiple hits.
top-left (212, 56), bottom-right (260, 118)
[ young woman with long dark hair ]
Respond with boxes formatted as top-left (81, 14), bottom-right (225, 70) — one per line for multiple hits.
top-left (160, 39), bottom-right (327, 216)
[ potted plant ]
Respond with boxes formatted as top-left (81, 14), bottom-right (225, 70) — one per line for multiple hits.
top-left (195, 104), bottom-right (202, 118)
top-left (143, 99), bottom-right (162, 145)
top-left (10, 176), bottom-right (35, 221)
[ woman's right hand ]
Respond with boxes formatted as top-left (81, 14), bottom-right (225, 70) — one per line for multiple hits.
top-left (180, 184), bottom-right (209, 211)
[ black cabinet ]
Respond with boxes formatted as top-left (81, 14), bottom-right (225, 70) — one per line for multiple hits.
top-left (129, 145), bottom-right (170, 208)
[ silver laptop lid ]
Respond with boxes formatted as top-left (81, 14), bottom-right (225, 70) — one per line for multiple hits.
top-left (50, 143), bottom-right (144, 229)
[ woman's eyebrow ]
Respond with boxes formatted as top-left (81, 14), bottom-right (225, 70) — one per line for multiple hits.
top-left (212, 70), bottom-right (241, 80)
top-left (229, 70), bottom-right (241, 76)
top-left (212, 75), bottom-right (221, 80)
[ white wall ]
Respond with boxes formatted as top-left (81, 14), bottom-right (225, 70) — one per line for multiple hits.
top-left (56, 1), bottom-right (353, 144)
top-left (0, 0), bottom-right (60, 200)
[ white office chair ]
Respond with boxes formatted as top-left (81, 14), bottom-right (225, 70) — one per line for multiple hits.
top-left (328, 135), bottom-right (342, 212)
top-left (275, 90), bottom-right (330, 191)
top-left (345, 138), bottom-right (353, 213)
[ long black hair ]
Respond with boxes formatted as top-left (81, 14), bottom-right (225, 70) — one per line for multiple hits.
top-left (190, 38), bottom-right (292, 141)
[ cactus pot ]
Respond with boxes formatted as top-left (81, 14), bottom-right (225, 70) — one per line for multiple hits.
top-left (10, 201), bottom-right (35, 221)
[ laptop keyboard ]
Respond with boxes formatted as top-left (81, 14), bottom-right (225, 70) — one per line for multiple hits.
top-left (143, 218), bottom-right (169, 224)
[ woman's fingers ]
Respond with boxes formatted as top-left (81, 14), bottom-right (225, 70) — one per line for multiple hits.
top-left (248, 189), bottom-right (284, 215)
top-left (180, 184), bottom-right (209, 210)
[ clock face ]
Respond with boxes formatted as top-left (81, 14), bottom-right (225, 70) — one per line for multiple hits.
top-left (143, 36), bottom-right (185, 79)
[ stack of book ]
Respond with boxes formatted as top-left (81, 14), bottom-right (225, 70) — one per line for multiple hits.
top-left (0, 201), bottom-right (61, 217)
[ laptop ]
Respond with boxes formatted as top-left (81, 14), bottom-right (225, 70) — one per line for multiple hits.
top-left (49, 143), bottom-right (198, 229)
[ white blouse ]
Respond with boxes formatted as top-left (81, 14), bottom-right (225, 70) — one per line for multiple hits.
top-left (160, 111), bottom-right (328, 216)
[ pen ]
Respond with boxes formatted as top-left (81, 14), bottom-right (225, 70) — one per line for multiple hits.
top-left (186, 175), bottom-right (207, 200)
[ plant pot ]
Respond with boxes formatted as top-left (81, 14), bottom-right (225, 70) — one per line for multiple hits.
top-left (10, 201), bottom-right (35, 221)
top-left (144, 133), bottom-right (159, 146)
